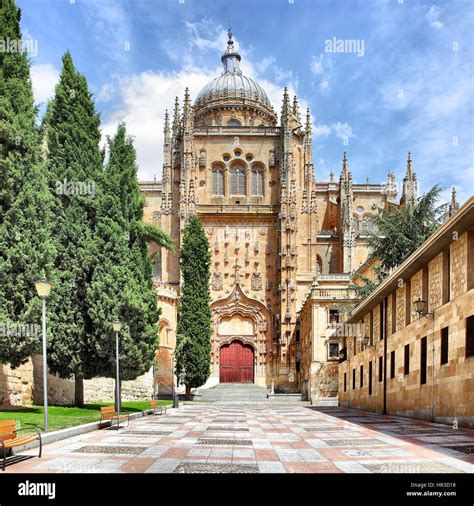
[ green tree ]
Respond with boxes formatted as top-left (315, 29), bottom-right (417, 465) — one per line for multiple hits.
top-left (44, 51), bottom-right (104, 406)
top-left (0, 0), bottom-right (55, 367)
top-left (350, 185), bottom-right (444, 299)
top-left (175, 215), bottom-right (212, 400)
top-left (85, 123), bottom-right (173, 410)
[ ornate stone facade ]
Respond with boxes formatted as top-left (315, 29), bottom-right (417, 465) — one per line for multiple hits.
top-left (139, 31), bottom-right (419, 396)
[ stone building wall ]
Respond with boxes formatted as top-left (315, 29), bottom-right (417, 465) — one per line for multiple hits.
top-left (339, 227), bottom-right (474, 427)
top-left (451, 231), bottom-right (467, 298)
top-left (429, 252), bottom-right (443, 312)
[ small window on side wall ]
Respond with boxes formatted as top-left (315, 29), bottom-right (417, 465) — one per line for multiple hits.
top-left (328, 343), bottom-right (339, 359)
top-left (466, 316), bottom-right (474, 358)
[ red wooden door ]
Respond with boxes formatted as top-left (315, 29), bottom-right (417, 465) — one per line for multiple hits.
top-left (220, 341), bottom-right (254, 383)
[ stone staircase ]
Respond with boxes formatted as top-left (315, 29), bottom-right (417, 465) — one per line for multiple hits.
top-left (196, 383), bottom-right (270, 402)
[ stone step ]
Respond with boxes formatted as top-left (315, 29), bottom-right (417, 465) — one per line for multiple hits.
top-left (198, 383), bottom-right (269, 402)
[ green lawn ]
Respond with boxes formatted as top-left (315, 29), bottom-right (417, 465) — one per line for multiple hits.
top-left (0, 401), bottom-right (172, 433)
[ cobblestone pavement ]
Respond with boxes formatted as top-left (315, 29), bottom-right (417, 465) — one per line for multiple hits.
top-left (5, 404), bottom-right (474, 474)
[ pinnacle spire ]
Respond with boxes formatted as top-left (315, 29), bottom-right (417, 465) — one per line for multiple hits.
top-left (281, 87), bottom-right (291, 119)
top-left (401, 151), bottom-right (418, 207)
top-left (342, 151), bottom-right (348, 172)
top-left (293, 95), bottom-right (300, 121)
top-left (448, 187), bottom-right (459, 217)
top-left (406, 151), bottom-right (413, 177)
top-left (164, 109), bottom-right (170, 135)
top-left (172, 97), bottom-right (180, 132)
top-left (305, 108), bottom-right (312, 133)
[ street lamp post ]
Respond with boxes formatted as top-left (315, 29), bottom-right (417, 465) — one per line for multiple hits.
top-left (34, 278), bottom-right (52, 431)
top-left (171, 353), bottom-right (178, 408)
top-left (112, 320), bottom-right (122, 414)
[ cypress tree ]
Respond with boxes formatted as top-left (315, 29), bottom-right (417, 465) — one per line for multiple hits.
top-left (45, 51), bottom-right (103, 406)
top-left (85, 123), bottom-right (173, 409)
top-left (0, 0), bottom-right (55, 366)
top-left (175, 215), bottom-right (212, 400)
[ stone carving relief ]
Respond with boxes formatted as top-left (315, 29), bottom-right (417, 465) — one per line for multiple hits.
top-left (212, 272), bottom-right (223, 291)
top-left (252, 272), bottom-right (262, 290)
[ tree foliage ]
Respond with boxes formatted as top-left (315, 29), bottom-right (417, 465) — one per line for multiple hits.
top-left (175, 215), bottom-right (212, 399)
top-left (85, 123), bottom-right (173, 383)
top-left (0, 0), bottom-right (55, 367)
top-left (44, 51), bottom-right (104, 404)
top-left (350, 185), bottom-right (444, 299)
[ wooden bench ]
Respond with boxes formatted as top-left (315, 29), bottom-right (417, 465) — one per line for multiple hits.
top-left (0, 420), bottom-right (42, 471)
top-left (100, 406), bottom-right (130, 429)
top-left (149, 400), bottom-right (167, 415)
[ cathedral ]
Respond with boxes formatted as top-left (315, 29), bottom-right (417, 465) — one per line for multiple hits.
top-left (140, 31), bottom-right (421, 403)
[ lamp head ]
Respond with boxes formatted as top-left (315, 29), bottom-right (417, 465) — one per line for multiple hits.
top-left (413, 298), bottom-right (426, 317)
top-left (35, 278), bottom-right (52, 299)
top-left (112, 320), bottom-right (122, 333)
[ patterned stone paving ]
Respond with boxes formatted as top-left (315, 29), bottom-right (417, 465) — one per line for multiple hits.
top-left (443, 445), bottom-right (474, 455)
top-left (74, 445), bottom-right (148, 455)
top-left (123, 430), bottom-right (172, 435)
top-left (206, 427), bottom-right (249, 432)
top-left (323, 438), bottom-right (387, 447)
top-left (196, 438), bottom-right (253, 446)
top-left (4, 403), bottom-right (474, 474)
top-left (175, 463), bottom-right (258, 473)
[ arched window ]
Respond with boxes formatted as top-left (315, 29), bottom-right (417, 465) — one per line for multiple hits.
top-left (316, 255), bottom-right (323, 275)
top-left (230, 166), bottom-right (245, 195)
top-left (212, 169), bottom-right (224, 195)
top-left (352, 216), bottom-right (359, 234)
top-left (153, 250), bottom-right (162, 280)
top-left (251, 168), bottom-right (264, 196)
top-left (227, 119), bottom-right (241, 127)
top-left (361, 215), bottom-right (373, 235)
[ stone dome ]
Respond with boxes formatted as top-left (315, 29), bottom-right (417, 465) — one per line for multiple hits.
top-left (195, 72), bottom-right (273, 111)
top-left (194, 30), bottom-right (277, 124)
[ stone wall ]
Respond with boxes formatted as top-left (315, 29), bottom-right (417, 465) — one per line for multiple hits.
top-left (0, 355), bottom-right (154, 406)
top-left (0, 361), bottom-right (33, 405)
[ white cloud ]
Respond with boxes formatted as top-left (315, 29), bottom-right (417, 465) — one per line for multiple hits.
top-left (314, 124), bottom-right (332, 137)
top-left (310, 55), bottom-right (325, 75)
top-left (310, 54), bottom-right (333, 93)
top-left (101, 66), bottom-right (217, 180)
top-left (319, 79), bottom-right (330, 93)
top-left (185, 20), bottom-right (228, 52)
top-left (96, 83), bottom-right (116, 103)
top-left (256, 57), bottom-right (275, 73)
top-left (331, 122), bottom-right (355, 142)
top-left (426, 5), bottom-right (443, 29)
top-left (82, 0), bottom-right (132, 61)
top-left (30, 63), bottom-right (60, 105)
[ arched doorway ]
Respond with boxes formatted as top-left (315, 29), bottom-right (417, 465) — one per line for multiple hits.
top-left (220, 340), bottom-right (254, 383)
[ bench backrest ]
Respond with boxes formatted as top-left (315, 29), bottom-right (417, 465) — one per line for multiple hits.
top-left (0, 420), bottom-right (17, 441)
top-left (100, 406), bottom-right (116, 418)
top-left (150, 400), bottom-right (157, 408)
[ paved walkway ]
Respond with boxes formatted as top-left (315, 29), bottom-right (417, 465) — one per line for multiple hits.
top-left (6, 404), bottom-right (474, 473)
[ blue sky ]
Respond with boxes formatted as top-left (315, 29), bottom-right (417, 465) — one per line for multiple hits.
top-left (18, 0), bottom-right (474, 205)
